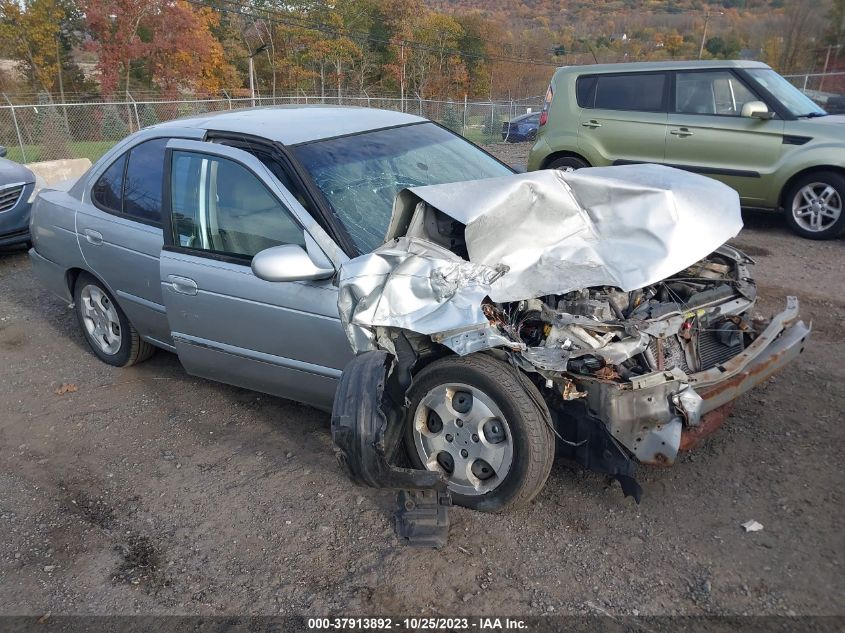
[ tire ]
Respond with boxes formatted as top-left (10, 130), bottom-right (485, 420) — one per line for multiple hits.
top-left (547, 156), bottom-right (590, 172)
top-left (404, 354), bottom-right (555, 512)
top-left (73, 273), bottom-right (155, 367)
top-left (783, 171), bottom-right (845, 240)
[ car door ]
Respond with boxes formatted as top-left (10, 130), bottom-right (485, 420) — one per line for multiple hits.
top-left (76, 131), bottom-right (203, 349)
top-left (665, 69), bottom-right (785, 206)
top-left (159, 139), bottom-right (352, 410)
top-left (577, 72), bottom-right (669, 165)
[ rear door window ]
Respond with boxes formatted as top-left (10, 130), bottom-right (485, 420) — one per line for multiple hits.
top-left (91, 154), bottom-right (126, 213)
top-left (589, 73), bottom-right (667, 112)
top-left (90, 137), bottom-right (169, 224)
top-left (123, 138), bottom-right (168, 224)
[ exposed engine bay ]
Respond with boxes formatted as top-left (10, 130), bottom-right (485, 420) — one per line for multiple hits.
top-left (331, 165), bottom-right (810, 545)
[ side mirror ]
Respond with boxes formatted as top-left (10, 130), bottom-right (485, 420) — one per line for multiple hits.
top-left (741, 101), bottom-right (774, 120)
top-left (0, 146), bottom-right (7, 158)
top-left (251, 243), bottom-right (334, 282)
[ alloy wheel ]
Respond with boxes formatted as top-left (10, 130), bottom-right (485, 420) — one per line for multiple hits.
top-left (792, 182), bottom-right (842, 233)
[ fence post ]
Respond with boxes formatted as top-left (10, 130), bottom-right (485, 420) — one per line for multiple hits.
top-left (803, 75), bottom-right (809, 92)
top-left (462, 94), bottom-right (467, 137)
top-left (490, 102), bottom-right (495, 144)
top-left (222, 89), bottom-right (233, 110)
top-left (127, 91), bottom-right (141, 131)
top-left (3, 94), bottom-right (26, 163)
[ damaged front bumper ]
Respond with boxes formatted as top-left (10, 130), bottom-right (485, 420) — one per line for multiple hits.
top-left (575, 297), bottom-right (810, 466)
top-left (331, 349), bottom-right (453, 548)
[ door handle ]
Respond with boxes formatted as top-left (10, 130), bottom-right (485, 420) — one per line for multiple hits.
top-left (670, 128), bottom-right (694, 137)
top-left (83, 228), bottom-right (103, 245)
top-left (581, 120), bottom-right (602, 128)
top-left (168, 275), bottom-right (198, 296)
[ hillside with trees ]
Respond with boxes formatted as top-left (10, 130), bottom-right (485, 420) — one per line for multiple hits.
top-left (0, 0), bottom-right (842, 102)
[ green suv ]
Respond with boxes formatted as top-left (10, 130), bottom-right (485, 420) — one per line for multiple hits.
top-left (528, 60), bottom-right (845, 240)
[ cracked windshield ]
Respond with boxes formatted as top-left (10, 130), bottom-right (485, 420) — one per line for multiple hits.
top-left (292, 122), bottom-right (512, 253)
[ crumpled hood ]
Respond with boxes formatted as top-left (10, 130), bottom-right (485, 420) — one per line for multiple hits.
top-left (339, 164), bottom-right (743, 353)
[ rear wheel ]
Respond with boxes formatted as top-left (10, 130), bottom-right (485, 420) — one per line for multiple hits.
top-left (73, 273), bottom-right (155, 367)
top-left (404, 354), bottom-right (555, 512)
top-left (547, 156), bottom-right (590, 172)
top-left (784, 171), bottom-right (845, 240)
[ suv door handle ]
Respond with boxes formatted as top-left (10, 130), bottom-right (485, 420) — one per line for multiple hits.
top-left (670, 128), bottom-right (694, 137)
top-left (168, 275), bottom-right (198, 296)
top-left (83, 228), bottom-right (103, 245)
top-left (581, 120), bottom-right (602, 128)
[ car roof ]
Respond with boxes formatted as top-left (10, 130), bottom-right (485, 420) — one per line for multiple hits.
top-left (150, 105), bottom-right (428, 146)
top-left (554, 60), bottom-right (771, 75)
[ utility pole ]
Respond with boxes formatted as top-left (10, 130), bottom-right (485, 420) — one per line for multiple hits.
top-left (400, 41), bottom-right (406, 113)
top-left (698, 10), bottom-right (723, 60)
top-left (249, 43), bottom-right (268, 108)
top-left (819, 45), bottom-right (841, 91)
top-left (56, 36), bottom-right (69, 133)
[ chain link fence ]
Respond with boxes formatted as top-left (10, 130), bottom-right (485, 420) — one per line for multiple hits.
top-left (783, 72), bottom-right (845, 112)
top-left (0, 93), bottom-right (542, 164)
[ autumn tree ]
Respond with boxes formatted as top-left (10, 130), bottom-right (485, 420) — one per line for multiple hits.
top-left (83, 0), bottom-right (237, 97)
top-left (0, 0), bottom-right (87, 95)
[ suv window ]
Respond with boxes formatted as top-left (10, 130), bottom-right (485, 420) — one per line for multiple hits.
top-left (579, 73), bottom-right (666, 112)
top-left (676, 71), bottom-right (758, 116)
top-left (169, 151), bottom-right (305, 259)
top-left (576, 76), bottom-right (598, 108)
top-left (124, 138), bottom-right (168, 223)
top-left (91, 153), bottom-right (126, 213)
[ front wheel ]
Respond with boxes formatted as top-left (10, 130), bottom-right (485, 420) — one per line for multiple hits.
top-left (404, 354), bottom-right (555, 512)
top-left (784, 171), bottom-right (845, 240)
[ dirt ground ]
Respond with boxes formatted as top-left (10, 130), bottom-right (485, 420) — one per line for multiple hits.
top-left (0, 142), bottom-right (843, 617)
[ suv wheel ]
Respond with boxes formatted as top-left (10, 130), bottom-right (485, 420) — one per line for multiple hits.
top-left (547, 156), bottom-right (589, 172)
top-left (73, 273), bottom-right (155, 367)
top-left (784, 171), bottom-right (845, 240)
top-left (404, 354), bottom-right (555, 512)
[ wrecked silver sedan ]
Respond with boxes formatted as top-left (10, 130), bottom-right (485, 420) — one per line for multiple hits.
top-left (331, 164), bottom-right (810, 537)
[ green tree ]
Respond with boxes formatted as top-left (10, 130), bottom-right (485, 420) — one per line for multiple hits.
top-left (100, 104), bottom-right (128, 141)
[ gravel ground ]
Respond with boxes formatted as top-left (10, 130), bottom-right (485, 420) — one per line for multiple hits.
top-left (0, 143), bottom-right (843, 617)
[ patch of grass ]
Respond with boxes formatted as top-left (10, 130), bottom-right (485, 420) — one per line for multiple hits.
top-left (3, 140), bottom-right (115, 164)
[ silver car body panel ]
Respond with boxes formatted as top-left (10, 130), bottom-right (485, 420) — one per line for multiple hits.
top-left (159, 140), bottom-right (352, 410)
top-left (27, 107), bottom-right (808, 451)
top-left (29, 109), bottom-right (414, 409)
top-left (337, 164), bottom-right (809, 466)
top-left (342, 164), bottom-right (743, 351)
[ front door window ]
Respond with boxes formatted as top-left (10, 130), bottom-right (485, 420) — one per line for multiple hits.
top-left (169, 151), bottom-right (305, 259)
top-left (675, 71), bottom-right (758, 116)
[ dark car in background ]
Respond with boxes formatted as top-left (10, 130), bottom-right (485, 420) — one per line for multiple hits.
top-left (0, 146), bottom-right (37, 248)
top-left (826, 95), bottom-right (845, 115)
top-left (501, 112), bottom-right (540, 142)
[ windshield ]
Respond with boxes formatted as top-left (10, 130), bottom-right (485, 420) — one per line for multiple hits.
top-left (292, 122), bottom-right (513, 253)
top-left (746, 68), bottom-right (827, 117)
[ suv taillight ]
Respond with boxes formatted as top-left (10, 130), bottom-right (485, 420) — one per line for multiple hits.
top-left (539, 83), bottom-right (554, 126)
